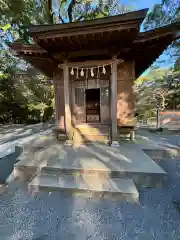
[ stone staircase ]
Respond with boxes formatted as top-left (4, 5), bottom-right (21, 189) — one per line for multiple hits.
top-left (29, 171), bottom-right (139, 203)
top-left (72, 123), bottom-right (110, 146)
top-left (27, 160), bottom-right (165, 204)
top-left (11, 136), bottom-right (167, 204)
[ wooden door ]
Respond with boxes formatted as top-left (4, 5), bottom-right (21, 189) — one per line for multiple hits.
top-left (100, 80), bottom-right (110, 123)
top-left (73, 80), bottom-right (86, 123)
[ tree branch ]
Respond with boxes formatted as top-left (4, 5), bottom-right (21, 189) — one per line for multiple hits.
top-left (55, 14), bottom-right (64, 24)
top-left (47, 0), bottom-right (53, 24)
top-left (100, 11), bottom-right (108, 17)
top-left (68, 0), bottom-right (76, 22)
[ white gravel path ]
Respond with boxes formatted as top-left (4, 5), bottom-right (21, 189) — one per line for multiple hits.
top-left (0, 156), bottom-right (180, 240)
top-left (0, 125), bottom-right (180, 240)
top-left (0, 124), bottom-right (54, 158)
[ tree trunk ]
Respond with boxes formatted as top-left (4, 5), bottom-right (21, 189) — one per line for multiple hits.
top-left (156, 108), bottom-right (160, 129)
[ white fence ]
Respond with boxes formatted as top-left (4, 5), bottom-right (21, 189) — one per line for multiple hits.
top-left (160, 111), bottom-right (180, 130)
top-left (136, 119), bottom-right (156, 128)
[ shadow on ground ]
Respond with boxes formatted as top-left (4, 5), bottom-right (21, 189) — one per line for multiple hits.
top-left (0, 146), bottom-right (22, 184)
top-left (0, 123), bottom-right (55, 144)
top-left (0, 136), bottom-right (180, 239)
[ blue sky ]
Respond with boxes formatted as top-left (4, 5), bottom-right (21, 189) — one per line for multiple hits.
top-left (120, 0), bottom-right (172, 75)
top-left (120, 0), bottom-right (162, 10)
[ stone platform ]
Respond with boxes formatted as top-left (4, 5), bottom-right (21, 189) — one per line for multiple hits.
top-left (29, 174), bottom-right (139, 203)
top-left (7, 134), bottom-right (167, 203)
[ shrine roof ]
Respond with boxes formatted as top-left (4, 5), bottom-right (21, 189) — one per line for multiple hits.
top-left (10, 9), bottom-right (180, 78)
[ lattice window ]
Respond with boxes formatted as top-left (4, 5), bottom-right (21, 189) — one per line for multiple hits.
top-left (75, 87), bottom-right (85, 106)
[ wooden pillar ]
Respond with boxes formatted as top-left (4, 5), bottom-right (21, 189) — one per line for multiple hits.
top-left (63, 60), bottom-right (71, 135)
top-left (72, 82), bottom-right (75, 112)
top-left (117, 61), bottom-right (135, 128)
top-left (71, 81), bottom-right (76, 124)
top-left (111, 55), bottom-right (117, 141)
top-left (53, 70), bottom-right (65, 131)
top-left (53, 79), bottom-right (59, 126)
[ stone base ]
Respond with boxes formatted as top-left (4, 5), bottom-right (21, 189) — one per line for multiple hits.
top-left (13, 141), bottom-right (167, 203)
top-left (111, 141), bottom-right (120, 147)
top-left (29, 173), bottom-right (139, 203)
top-left (64, 140), bottom-right (73, 146)
top-left (52, 127), bottom-right (67, 142)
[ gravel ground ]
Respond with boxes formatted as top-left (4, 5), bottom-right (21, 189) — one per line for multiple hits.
top-left (0, 126), bottom-right (180, 240)
top-left (0, 124), bottom-right (54, 183)
top-left (158, 134), bottom-right (180, 148)
top-left (0, 124), bottom-right (54, 158)
top-left (0, 156), bottom-right (180, 239)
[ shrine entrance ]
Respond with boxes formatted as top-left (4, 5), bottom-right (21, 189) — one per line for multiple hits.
top-left (72, 78), bottom-right (110, 124)
top-left (85, 88), bottom-right (100, 123)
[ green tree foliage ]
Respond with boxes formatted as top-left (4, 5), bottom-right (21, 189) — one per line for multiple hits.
top-left (164, 70), bottom-right (180, 109)
top-left (135, 69), bottom-right (170, 119)
top-left (0, 0), bottom-right (134, 123)
top-left (0, 0), bottom-right (50, 42)
top-left (135, 68), bottom-right (180, 120)
top-left (0, 50), bottom-right (54, 123)
top-left (143, 0), bottom-right (180, 30)
top-left (143, 0), bottom-right (180, 70)
top-left (0, 0), bottom-right (56, 123)
top-left (51, 0), bottom-right (133, 23)
top-left (0, 0), bottom-right (134, 42)
top-left (136, 0), bottom-right (180, 120)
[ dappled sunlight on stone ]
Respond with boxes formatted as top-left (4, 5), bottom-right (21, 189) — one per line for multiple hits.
top-left (56, 149), bottom-right (68, 159)
top-left (84, 145), bottom-right (110, 163)
top-left (1, 126), bottom-right (180, 239)
top-left (78, 174), bottom-right (106, 191)
top-left (110, 151), bottom-right (132, 163)
top-left (16, 139), bottom-right (166, 177)
top-left (14, 129), bottom-right (167, 197)
top-left (108, 179), bottom-right (125, 192)
top-left (95, 143), bottom-right (132, 163)
top-left (80, 158), bottom-right (109, 170)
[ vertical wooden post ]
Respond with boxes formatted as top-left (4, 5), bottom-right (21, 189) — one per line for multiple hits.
top-left (53, 77), bottom-right (59, 126)
top-left (111, 55), bottom-right (117, 142)
top-left (156, 108), bottom-right (160, 129)
top-left (63, 60), bottom-right (71, 136)
top-left (71, 81), bottom-right (76, 124)
top-left (72, 82), bottom-right (75, 112)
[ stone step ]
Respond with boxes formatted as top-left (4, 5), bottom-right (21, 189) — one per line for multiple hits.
top-left (73, 130), bottom-right (109, 146)
top-left (13, 143), bottom-right (167, 188)
top-left (75, 133), bottom-right (109, 142)
top-left (29, 173), bottom-right (139, 203)
top-left (75, 124), bottom-right (109, 135)
top-left (41, 162), bottom-right (167, 189)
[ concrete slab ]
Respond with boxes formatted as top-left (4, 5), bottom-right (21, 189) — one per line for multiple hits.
top-left (29, 173), bottom-right (139, 203)
top-left (17, 143), bottom-right (166, 174)
top-left (15, 128), bottom-right (179, 172)
top-left (14, 141), bottom-right (167, 187)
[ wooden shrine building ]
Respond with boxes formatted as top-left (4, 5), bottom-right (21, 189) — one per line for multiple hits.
top-left (10, 9), bottom-right (180, 144)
